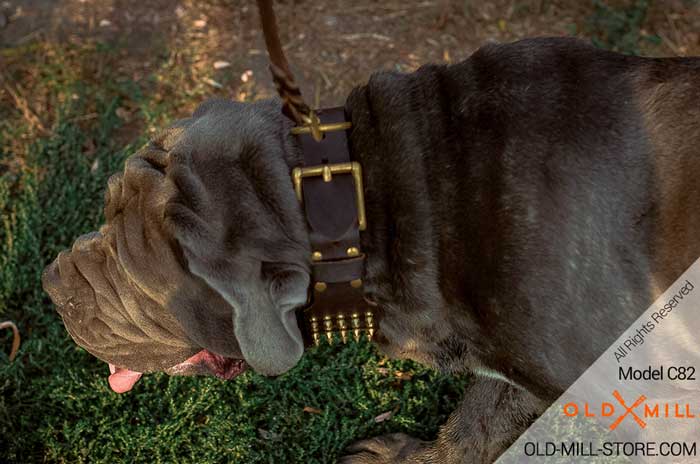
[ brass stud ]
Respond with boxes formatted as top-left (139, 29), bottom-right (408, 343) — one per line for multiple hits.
top-left (314, 282), bottom-right (327, 293)
top-left (312, 251), bottom-right (323, 261)
top-left (346, 247), bottom-right (360, 257)
top-left (323, 315), bottom-right (334, 343)
top-left (337, 314), bottom-right (348, 344)
top-left (310, 316), bottom-right (320, 347)
top-left (351, 312), bottom-right (361, 342)
top-left (350, 279), bottom-right (362, 289)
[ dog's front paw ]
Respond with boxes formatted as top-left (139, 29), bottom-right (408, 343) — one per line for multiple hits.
top-left (339, 433), bottom-right (428, 464)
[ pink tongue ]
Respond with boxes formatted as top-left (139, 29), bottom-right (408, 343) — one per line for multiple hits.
top-left (106, 350), bottom-right (244, 393)
top-left (108, 363), bottom-right (143, 393)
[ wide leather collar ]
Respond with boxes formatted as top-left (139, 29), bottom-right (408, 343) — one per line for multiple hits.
top-left (292, 107), bottom-right (380, 347)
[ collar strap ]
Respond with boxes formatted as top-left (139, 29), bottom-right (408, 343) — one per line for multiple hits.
top-left (292, 107), bottom-right (379, 347)
top-left (255, 1), bottom-right (379, 346)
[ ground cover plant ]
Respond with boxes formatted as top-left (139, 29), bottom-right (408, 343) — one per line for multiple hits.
top-left (1, 1), bottom-right (698, 462)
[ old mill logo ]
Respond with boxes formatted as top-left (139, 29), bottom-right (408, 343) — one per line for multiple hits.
top-left (563, 390), bottom-right (698, 430)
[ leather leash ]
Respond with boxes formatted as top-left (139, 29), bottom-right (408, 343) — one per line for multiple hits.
top-left (255, 0), bottom-right (379, 347)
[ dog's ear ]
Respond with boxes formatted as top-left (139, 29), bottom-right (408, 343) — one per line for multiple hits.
top-left (163, 99), bottom-right (310, 376)
top-left (171, 247), bottom-right (308, 377)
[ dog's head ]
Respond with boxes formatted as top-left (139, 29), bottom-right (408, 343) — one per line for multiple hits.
top-left (42, 99), bottom-right (311, 392)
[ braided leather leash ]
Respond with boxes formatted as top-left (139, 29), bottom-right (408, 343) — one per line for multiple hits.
top-left (0, 320), bottom-right (20, 362)
top-left (255, 1), bottom-right (380, 347)
top-left (255, 0), bottom-right (322, 138)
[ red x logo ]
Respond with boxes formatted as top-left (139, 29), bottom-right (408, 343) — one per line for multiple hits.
top-left (609, 390), bottom-right (647, 430)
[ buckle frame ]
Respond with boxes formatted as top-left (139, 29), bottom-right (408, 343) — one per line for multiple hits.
top-left (292, 162), bottom-right (367, 231)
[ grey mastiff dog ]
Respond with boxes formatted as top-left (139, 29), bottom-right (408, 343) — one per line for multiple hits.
top-left (43, 37), bottom-right (700, 462)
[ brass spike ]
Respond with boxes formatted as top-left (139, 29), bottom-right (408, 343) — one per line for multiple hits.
top-left (323, 315), bottom-right (334, 344)
top-left (336, 314), bottom-right (348, 344)
top-left (350, 279), bottom-right (362, 289)
top-left (346, 247), bottom-right (360, 257)
top-left (365, 311), bottom-right (375, 340)
top-left (310, 316), bottom-right (320, 346)
top-left (351, 312), bottom-right (361, 342)
top-left (312, 251), bottom-right (323, 261)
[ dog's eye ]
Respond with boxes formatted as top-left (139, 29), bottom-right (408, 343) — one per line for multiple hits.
top-left (262, 263), bottom-right (309, 308)
top-left (260, 262), bottom-right (301, 281)
top-left (260, 262), bottom-right (282, 280)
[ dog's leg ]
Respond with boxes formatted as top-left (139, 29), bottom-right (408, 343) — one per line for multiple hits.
top-left (340, 377), bottom-right (546, 464)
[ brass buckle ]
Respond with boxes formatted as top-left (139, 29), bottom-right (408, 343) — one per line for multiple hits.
top-left (292, 162), bottom-right (367, 231)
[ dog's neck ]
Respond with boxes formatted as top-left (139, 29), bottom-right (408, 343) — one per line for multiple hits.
top-left (341, 64), bottom-right (492, 371)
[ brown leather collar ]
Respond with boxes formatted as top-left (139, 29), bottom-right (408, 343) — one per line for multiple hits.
top-left (292, 107), bottom-right (380, 347)
top-left (254, 1), bottom-right (379, 347)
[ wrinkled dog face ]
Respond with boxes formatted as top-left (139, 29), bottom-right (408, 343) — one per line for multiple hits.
top-left (43, 99), bottom-right (311, 391)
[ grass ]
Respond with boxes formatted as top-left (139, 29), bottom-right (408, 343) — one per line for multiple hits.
top-left (0, 1), bottom-right (680, 460)
top-left (0, 41), bottom-right (466, 463)
top-left (585, 0), bottom-right (660, 55)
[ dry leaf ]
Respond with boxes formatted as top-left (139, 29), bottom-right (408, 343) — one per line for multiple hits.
top-left (213, 60), bottom-right (231, 70)
top-left (99, 19), bottom-right (112, 27)
top-left (303, 406), bottom-right (322, 414)
top-left (376, 367), bottom-right (389, 375)
top-left (395, 371), bottom-right (413, 381)
top-left (193, 19), bottom-right (207, 29)
top-left (374, 411), bottom-right (393, 423)
top-left (202, 77), bottom-right (223, 89)
top-left (240, 70), bottom-right (253, 82)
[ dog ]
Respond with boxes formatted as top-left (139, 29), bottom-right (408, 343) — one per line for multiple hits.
top-left (42, 37), bottom-right (700, 462)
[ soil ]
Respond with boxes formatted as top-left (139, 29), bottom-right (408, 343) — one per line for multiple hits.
top-left (2, 0), bottom-right (698, 114)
